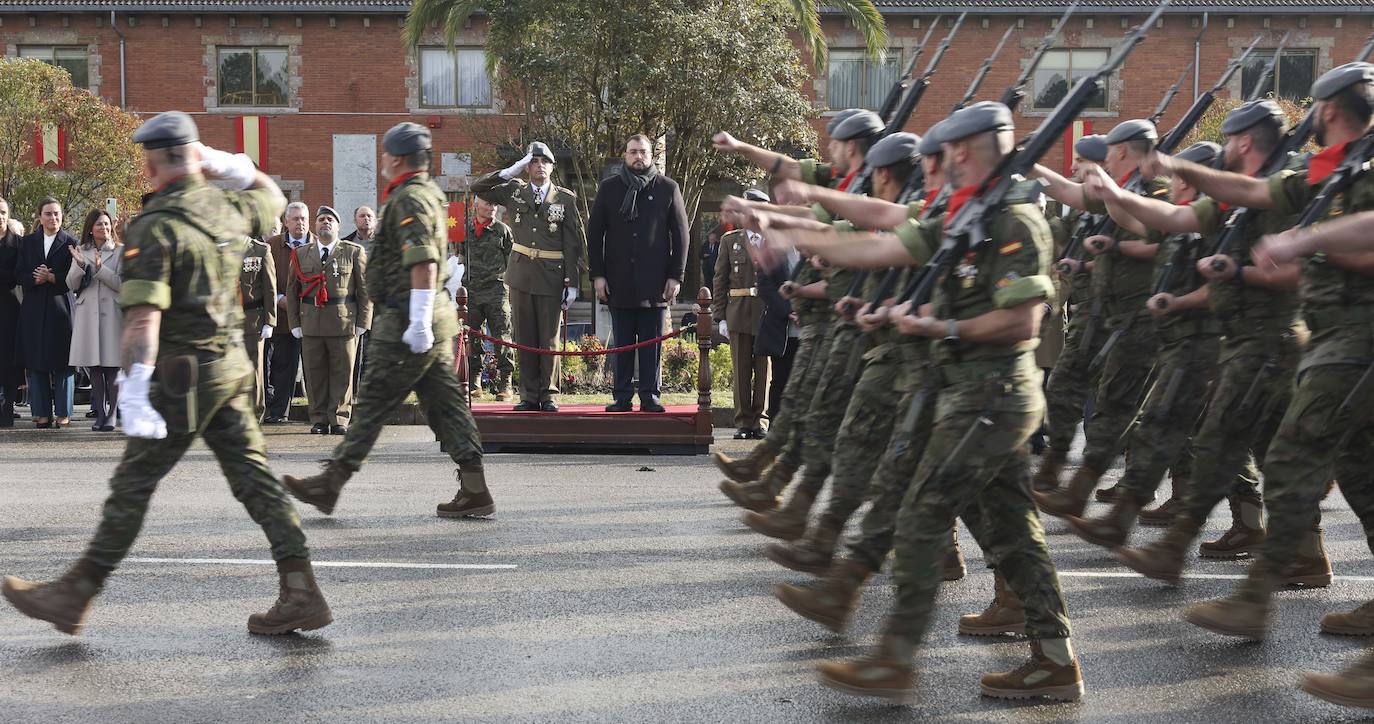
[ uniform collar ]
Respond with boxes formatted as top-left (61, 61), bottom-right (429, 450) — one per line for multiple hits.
top-left (382, 171), bottom-right (423, 201)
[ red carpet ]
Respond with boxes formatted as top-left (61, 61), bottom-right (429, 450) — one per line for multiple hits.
top-left (470, 402), bottom-right (699, 417)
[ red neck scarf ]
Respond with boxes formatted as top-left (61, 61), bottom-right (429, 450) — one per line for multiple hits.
top-left (474, 218), bottom-right (491, 238)
top-left (835, 169), bottom-right (859, 192)
top-left (382, 171), bottom-right (421, 201)
top-left (1116, 169), bottom-right (1137, 187)
top-left (923, 189), bottom-right (941, 209)
top-left (1309, 141), bottom-right (1351, 187)
top-left (943, 183), bottom-right (981, 230)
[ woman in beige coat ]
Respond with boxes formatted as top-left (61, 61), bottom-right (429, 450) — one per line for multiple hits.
top-left (66, 210), bottom-right (122, 431)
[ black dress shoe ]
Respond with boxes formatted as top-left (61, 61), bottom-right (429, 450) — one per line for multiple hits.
top-left (310, 423), bottom-right (329, 434)
top-left (733, 428), bottom-right (749, 440)
top-left (513, 401), bottom-right (539, 411)
top-left (540, 400), bottom-right (559, 412)
top-left (98, 425), bottom-right (115, 432)
top-left (639, 400), bottom-right (666, 413)
top-left (35, 420), bottom-right (52, 429)
top-left (605, 401), bottom-right (633, 412)
top-left (330, 424), bottom-right (347, 435)
top-left (745, 427), bottom-right (767, 440)
top-left (262, 415), bottom-right (285, 424)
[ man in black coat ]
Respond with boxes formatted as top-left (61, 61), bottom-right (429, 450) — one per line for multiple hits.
top-left (15, 197), bottom-right (77, 428)
top-left (0, 197), bottom-right (23, 426)
top-left (587, 134), bottom-right (689, 412)
top-left (755, 246), bottom-right (798, 422)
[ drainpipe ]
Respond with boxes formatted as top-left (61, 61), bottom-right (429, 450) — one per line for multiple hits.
top-left (110, 11), bottom-right (126, 108)
top-left (1195, 12), bottom-right (1207, 100)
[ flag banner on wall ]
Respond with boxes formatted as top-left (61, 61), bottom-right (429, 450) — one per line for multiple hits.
top-left (1063, 119), bottom-right (1092, 177)
top-left (236, 115), bottom-right (268, 172)
top-left (34, 124), bottom-right (66, 168)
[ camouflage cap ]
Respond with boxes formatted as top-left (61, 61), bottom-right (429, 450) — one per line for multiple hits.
top-left (382, 121), bottom-right (432, 156)
top-left (1221, 100), bottom-right (1287, 136)
top-left (1105, 119), bottom-right (1157, 145)
top-left (1312, 62), bottom-right (1374, 100)
top-left (132, 111), bottom-right (199, 150)
top-left (831, 110), bottom-right (885, 141)
top-left (1175, 141), bottom-right (1222, 167)
top-left (1073, 134), bottom-right (1109, 162)
top-left (826, 108), bottom-right (865, 136)
top-left (866, 132), bottom-right (921, 168)
top-left (941, 101), bottom-right (1014, 144)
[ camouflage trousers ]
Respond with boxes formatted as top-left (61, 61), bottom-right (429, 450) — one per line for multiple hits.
top-left (884, 363), bottom-right (1072, 650)
top-left (1081, 318), bottom-right (1158, 472)
top-left (85, 371), bottom-right (308, 569)
top-left (1115, 333), bottom-right (1219, 502)
top-left (764, 323), bottom-right (830, 469)
top-left (847, 379), bottom-right (936, 571)
top-left (1043, 306), bottom-right (1105, 453)
top-left (334, 335), bottom-right (483, 472)
top-left (795, 322), bottom-right (864, 494)
top-left (814, 347), bottom-right (902, 527)
top-left (466, 292), bottom-right (514, 389)
top-left (1181, 331), bottom-right (1300, 525)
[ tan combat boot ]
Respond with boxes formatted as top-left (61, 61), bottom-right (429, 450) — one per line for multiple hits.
top-left (1321, 599), bottom-right (1374, 636)
top-left (1065, 494), bottom-right (1143, 549)
top-left (765, 516), bottom-right (843, 574)
top-left (816, 633), bottom-right (916, 703)
top-left (959, 572), bottom-right (1026, 636)
top-left (1, 559), bottom-right (109, 635)
top-left (1032, 447), bottom-right (1067, 493)
top-left (1182, 563), bottom-right (1276, 640)
top-left (1300, 650), bottom-right (1374, 709)
top-left (1033, 466), bottom-right (1103, 519)
top-left (248, 558), bottom-right (333, 635)
top-left (1199, 492), bottom-right (1265, 559)
top-left (980, 639), bottom-right (1085, 701)
top-left (469, 385), bottom-right (485, 400)
top-left (773, 557), bottom-right (871, 633)
top-left (1284, 526), bottom-right (1333, 588)
top-left (1138, 475), bottom-right (1188, 527)
top-left (742, 487), bottom-right (815, 540)
top-left (711, 440), bottom-right (780, 483)
top-left (282, 460), bottom-right (352, 515)
top-left (437, 467), bottom-right (496, 518)
top-left (1114, 517), bottom-right (1202, 585)
top-left (944, 528), bottom-right (966, 581)
top-left (494, 374), bottom-right (513, 402)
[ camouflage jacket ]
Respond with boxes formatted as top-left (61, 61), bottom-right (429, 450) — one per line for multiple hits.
top-left (462, 217), bottom-right (513, 299)
top-left (367, 171), bottom-right (459, 345)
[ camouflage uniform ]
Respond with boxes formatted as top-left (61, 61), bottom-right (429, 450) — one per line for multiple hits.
top-left (86, 177), bottom-right (307, 569)
top-left (882, 183), bottom-right (1070, 652)
top-left (461, 217), bottom-right (515, 392)
top-left (332, 172), bottom-right (482, 472)
top-left (1042, 211), bottom-right (1105, 455)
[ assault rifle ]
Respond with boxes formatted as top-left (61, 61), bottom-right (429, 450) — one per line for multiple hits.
top-left (1001, 2), bottom-right (1080, 113)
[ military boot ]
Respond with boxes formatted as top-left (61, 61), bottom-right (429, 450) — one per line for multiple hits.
top-left (469, 384), bottom-right (485, 400)
top-left (1114, 517), bottom-right (1203, 585)
top-left (494, 374), bottom-right (513, 402)
top-left (1138, 475), bottom-right (1188, 527)
top-left (711, 440), bottom-right (780, 483)
top-left (1321, 599), bottom-right (1374, 636)
top-left (437, 468), bottom-right (496, 518)
top-left (816, 633), bottom-right (916, 703)
top-left (1, 558), bottom-right (109, 635)
top-left (943, 528), bottom-right (966, 581)
top-left (1033, 466), bottom-right (1103, 519)
top-left (1300, 650), bottom-right (1374, 709)
top-left (1094, 485), bottom-right (1123, 503)
top-left (1183, 563), bottom-right (1276, 640)
top-left (959, 572), bottom-right (1026, 636)
top-left (773, 557), bottom-right (871, 633)
top-left (1065, 493), bottom-right (1143, 549)
top-left (1199, 492), bottom-right (1265, 559)
top-left (980, 639), bottom-right (1085, 701)
top-left (247, 558), bottom-right (333, 635)
top-left (1032, 448), bottom-right (1067, 493)
top-left (1284, 527), bottom-right (1333, 588)
top-left (742, 487), bottom-right (815, 540)
top-left (282, 460), bottom-right (352, 515)
top-left (765, 516), bottom-right (843, 574)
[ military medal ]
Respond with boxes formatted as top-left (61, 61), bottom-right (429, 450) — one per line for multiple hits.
top-left (332, 260), bottom-right (339, 278)
top-left (547, 203), bottom-right (564, 233)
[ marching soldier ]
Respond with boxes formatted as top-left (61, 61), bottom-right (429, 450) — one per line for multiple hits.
top-left (462, 195), bottom-right (515, 400)
top-left (472, 141), bottom-right (585, 412)
top-left (240, 235), bottom-right (277, 420)
top-left (2, 112), bottom-right (332, 635)
top-left (287, 206), bottom-right (371, 435)
top-left (713, 189), bottom-right (770, 440)
top-left (284, 122), bottom-right (493, 520)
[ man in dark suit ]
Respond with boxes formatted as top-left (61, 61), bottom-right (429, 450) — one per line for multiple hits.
top-left (262, 201), bottom-right (315, 423)
top-left (15, 197), bottom-right (77, 428)
top-left (587, 134), bottom-right (689, 413)
top-left (755, 246), bottom-right (798, 424)
top-left (0, 197), bottom-right (23, 426)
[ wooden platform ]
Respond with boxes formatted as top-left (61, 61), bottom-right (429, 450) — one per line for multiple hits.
top-left (470, 403), bottom-right (713, 455)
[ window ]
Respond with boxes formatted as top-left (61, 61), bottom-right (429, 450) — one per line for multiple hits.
top-left (826, 49), bottom-right (901, 110)
top-left (420, 47), bottom-right (491, 108)
top-left (18, 46), bottom-right (89, 89)
top-left (1033, 49), bottom-right (1109, 111)
top-left (217, 47), bottom-right (288, 107)
top-left (1242, 49), bottom-right (1317, 101)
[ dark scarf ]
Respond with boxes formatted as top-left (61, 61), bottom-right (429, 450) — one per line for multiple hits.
top-left (618, 162), bottom-right (657, 221)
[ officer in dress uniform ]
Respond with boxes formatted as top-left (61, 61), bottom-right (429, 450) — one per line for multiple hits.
top-left (713, 188), bottom-right (770, 439)
top-left (240, 235), bottom-right (276, 419)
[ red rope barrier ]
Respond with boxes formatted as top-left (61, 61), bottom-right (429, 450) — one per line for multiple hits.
top-left (465, 326), bottom-right (686, 356)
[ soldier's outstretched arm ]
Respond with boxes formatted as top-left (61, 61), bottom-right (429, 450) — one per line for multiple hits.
top-left (713, 132), bottom-right (802, 181)
top-left (1030, 164), bottom-right (1090, 211)
top-left (1085, 165), bottom-right (1200, 234)
top-left (787, 229), bottom-right (914, 269)
top-left (1257, 210), bottom-right (1374, 264)
top-left (773, 179), bottom-right (909, 230)
top-left (1154, 152), bottom-right (1273, 210)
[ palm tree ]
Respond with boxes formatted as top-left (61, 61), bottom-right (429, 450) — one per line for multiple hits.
top-left (404, 0), bottom-right (888, 64)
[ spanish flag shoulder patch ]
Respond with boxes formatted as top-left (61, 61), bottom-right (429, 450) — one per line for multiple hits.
top-left (998, 240), bottom-right (1024, 256)
top-left (400, 216), bottom-right (415, 227)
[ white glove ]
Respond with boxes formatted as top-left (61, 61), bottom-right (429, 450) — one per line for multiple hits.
top-left (402, 289), bottom-right (436, 354)
top-left (291, 327), bottom-right (303, 339)
top-left (718, 320), bottom-right (728, 337)
top-left (499, 152), bottom-right (534, 180)
top-left (562, 286), bottom-right (578, 309)
top-left (116, 363), bottom-right (167, 440)
top-left (198, 144), bottom-right (257, 190)
top-left (261, 325), bottom-right (273, 339)
top-left (355, 325), bottom-right (366, 337)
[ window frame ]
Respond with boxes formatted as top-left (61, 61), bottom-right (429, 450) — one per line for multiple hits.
top-left (216, 46), bottom-right (290, 108)
top-left (17, 45), bottom-right (91, 89)
top-left (1242, 48), bottom-right (1318, 102)
top-left (418, 46), bottom-right (493, 109)
top-left (824, 47), bottom-right (903, 112)
top-left (1031, 48), bottom-right (1111, 112)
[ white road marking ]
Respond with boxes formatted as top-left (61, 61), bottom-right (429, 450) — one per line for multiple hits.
top-left (125, 557), bottom-right (516, 570)
top-left (1057, 570), bottom-right (1374, 583)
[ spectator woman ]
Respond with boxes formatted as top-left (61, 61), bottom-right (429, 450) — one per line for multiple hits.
top-left (66, 209), bottom-right (123, 431)
top-left (0, 197), bottom-right (22, 427)
top-left (15, 197), bottom-right (77, 429)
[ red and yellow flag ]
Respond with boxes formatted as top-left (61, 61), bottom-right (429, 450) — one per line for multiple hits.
top-left (235, 115), bottom-right (268, 172)
top-left (447, 201), bottom-right (466, 245)
top-left (1063, 119), bottom-right (1092, 177)
top-left (34, 124), bottom-right (66, 168)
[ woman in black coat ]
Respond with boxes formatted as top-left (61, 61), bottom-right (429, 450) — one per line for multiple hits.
top-left (0, 197), bottom-right (22, 426)
top-left (15, 197), bottom-right (77, 428)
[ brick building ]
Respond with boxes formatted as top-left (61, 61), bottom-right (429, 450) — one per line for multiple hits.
top-left (2, 0), bottom-right (1372, 237)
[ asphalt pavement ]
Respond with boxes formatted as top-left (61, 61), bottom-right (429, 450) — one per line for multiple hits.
top-left (1, 425), bottom-right (1372, 723)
